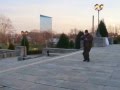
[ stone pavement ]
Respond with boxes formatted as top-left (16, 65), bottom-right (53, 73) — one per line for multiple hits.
top-left (0, 45), bottom-right (120, 90)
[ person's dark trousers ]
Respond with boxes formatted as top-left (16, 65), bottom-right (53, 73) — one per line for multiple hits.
top-left (83, 47), bottom-right (91, 62)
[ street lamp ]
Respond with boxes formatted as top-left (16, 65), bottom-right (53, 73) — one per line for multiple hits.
top-left (21, 31), bottom-right (28, 58)
top-left (94, 4), bottom-right (104, 27)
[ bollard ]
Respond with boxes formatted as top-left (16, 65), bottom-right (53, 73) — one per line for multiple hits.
top-left (47, 50), bottom-right (50, 56)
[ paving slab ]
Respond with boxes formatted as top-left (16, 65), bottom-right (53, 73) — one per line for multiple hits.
top-left (0, 45), bottom-right (120, 90)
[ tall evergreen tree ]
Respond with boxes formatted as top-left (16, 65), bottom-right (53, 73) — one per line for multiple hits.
top-left (56, 33), bottom-right (69, 48)
top-left (21, 36), bottom-right (29, 53)
top-left (75, 31), bottom-right (84, 49)
top-left (96, 20), bottom-right (108, 37)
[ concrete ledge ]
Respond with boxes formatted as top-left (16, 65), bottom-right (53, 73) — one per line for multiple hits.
top-left (0, 85), bottom-right (6, 88)
top-left (42, 48), bottom-right (79, 55)
top-left (0, 46), bottom-right (26, 59)
top-left (93, 37), bottom-right (109, 47)
top-left (18, 56), bottom-right (32, 61)
top-left (0, 49), bottom-right (17, 59)
top-left (17, 54), bottom-right (44, 61)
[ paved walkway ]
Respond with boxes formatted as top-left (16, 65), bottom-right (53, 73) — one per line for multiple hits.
top-left (0, 45), bottom-right (120, 90)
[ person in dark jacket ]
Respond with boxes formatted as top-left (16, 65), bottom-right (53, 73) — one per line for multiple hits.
top-left (82, 30), bottom-right (93, 62)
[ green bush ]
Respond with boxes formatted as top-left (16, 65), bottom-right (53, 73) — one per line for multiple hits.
top-left (113, 39), bottom-right (118, 44)
top-left (8, 43), bottom-right (15, 50)
top-left (28, 49), bottom-right (42, 55)
top-left (113, 36), bottom-right (120, 44)
top-left (75, 31), bottom-right (84, 49)
top-left (69, 40), bottom-right (74, 49)
top-left (29, 44), bottom-right (42, 50)
top-left (56, 33), bottom-right (69, 48)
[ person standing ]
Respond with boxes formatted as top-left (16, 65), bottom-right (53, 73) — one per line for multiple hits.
top-left (82, 30), bottom-right (93, 62)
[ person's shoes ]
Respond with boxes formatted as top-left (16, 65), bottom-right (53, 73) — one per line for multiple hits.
top-left (86, 60), bottom-right (90, 62)
top-left (83, 60), bottom-right (87, 62)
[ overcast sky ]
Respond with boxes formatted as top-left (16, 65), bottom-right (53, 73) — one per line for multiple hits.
top-left (0, 0), bottom-right (120, 33)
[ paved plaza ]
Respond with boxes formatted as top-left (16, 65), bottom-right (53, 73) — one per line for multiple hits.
top-left (0, 45), bottom-right (120, 90)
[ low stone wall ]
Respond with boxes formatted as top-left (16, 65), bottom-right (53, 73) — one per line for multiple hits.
top-left (15, 46), bottom-right (26, 56)
top-left (0, 49), bottom-right (17, 59)
top-left (42, 48), bottom-right (79, 55)
top-left (0, 46), bottom-right (26, 59)
top-left (93, 37), bottom-right (110, 47)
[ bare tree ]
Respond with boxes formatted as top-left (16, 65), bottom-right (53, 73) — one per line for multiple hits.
top-left (107, 25), bottom-right (120, 37)
top-left (0, 15), bottom-right (15, 44)
top-left (28, 30), bottom-right (53, 48)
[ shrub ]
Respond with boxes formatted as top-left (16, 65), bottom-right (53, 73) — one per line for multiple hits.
top-left (75, 31), bottom-right (84, 49)
top-left (56, 33), bottom-right (69, 48)
top-left (8, 43), bottom-right (15, 50)
top-left (113, 35), bottom-right (120, 44)
top-left (69, 40), bottom-right (74, 49)
top-left (28, 49), bottom-right (42, 55)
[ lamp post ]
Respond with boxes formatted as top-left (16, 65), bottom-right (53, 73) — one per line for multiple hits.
top-left (94, 4), bottom-right (104, 27)
top-left (21, 31), bottom-right (28, 57)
